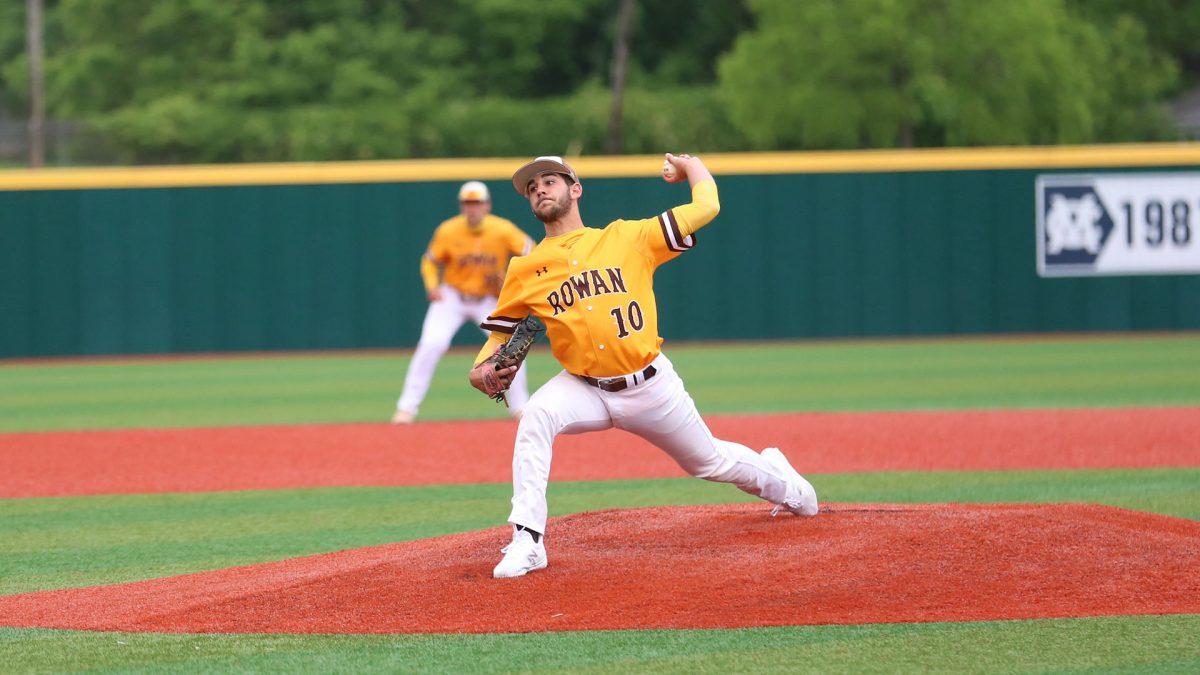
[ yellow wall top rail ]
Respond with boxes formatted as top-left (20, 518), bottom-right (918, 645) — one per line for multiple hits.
top-left (2, 142), bottom-right (1200, 191)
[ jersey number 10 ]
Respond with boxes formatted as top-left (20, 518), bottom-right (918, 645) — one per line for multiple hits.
top-left (610, 301), bottom-right (645, 339)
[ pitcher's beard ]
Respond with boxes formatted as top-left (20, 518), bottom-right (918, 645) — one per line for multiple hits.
top-left (534, 195), bottom-right (570, 223)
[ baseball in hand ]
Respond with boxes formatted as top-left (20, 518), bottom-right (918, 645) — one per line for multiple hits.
top-left (662, 158), bottom-right (678, 182)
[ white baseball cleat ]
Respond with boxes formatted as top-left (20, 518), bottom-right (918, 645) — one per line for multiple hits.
top-left (493, 527), bottom-right (547, 579)
top-left (391, 410), bottom-right (415, 425)
top-left (762, 447), bottom-right (819, 517)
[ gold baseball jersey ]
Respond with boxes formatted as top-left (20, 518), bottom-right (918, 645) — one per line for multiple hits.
top-left (421, 214), bottom-right (533, 297)
top-left (475, 180), bottom-right (720, 377)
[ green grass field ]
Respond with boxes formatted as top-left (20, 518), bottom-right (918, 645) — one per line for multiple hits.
top-left (2, 334), bottom-right (1199, 672)
top-left (3, 334), bottom-right (1199, 432)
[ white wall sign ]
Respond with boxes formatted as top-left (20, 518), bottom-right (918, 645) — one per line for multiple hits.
top-left (1036, 173), bottom-right (1200, 277)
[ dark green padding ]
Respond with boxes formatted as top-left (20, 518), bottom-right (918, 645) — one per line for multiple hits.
top-left (3, 167), bottom-right (1200, 358)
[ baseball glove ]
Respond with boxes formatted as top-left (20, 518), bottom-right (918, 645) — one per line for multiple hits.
top-left (483, 316), bottom-right (543, 406)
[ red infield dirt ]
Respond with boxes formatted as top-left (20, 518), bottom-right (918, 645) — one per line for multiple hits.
top-left (0, 503), bottom-right (1197, 634)
top-left (2, 407), bottom-right (1198, 498)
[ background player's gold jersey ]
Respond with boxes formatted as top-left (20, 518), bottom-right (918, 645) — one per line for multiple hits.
top-left (421, 214), bottom-right (532, 298)
top-left (477, 180), bottom-right (719, 377)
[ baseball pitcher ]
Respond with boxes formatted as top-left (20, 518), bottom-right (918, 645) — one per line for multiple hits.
top-left (470, 155), bottom-right (819, 578)
top-left (393, 181), bottom-right (534, 424)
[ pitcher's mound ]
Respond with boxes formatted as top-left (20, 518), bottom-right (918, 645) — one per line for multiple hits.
top-left (1, 503), bottom-right (1197, 634)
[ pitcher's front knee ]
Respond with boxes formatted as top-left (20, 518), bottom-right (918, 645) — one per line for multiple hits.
top-left (516, 402), bottom-right (559, 441)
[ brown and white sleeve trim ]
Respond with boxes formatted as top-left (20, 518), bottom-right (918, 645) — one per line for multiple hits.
top-left (480, 314), bottom-right (520, 334)
top-left (657, 209), bottom-right (696, 252)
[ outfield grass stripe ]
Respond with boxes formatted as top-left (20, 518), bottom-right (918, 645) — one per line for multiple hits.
top-left (2, 335), bottom-right (1198, 432)
top-left (1, 615), bottom-right (1197, 673)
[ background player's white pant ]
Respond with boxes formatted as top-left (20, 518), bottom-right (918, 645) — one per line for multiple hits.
top-left (508, 353), bottom-right (792, 534)
top-left (397, 285), bottom-right (529, 416)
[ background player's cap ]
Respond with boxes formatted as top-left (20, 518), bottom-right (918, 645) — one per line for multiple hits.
top-left (512, 156), bottom-right (579, 195)
top-left (458, 180), bottom-right (491, 202)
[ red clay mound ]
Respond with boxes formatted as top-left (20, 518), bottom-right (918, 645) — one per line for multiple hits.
top-left (2, 407), bottom-right (1198, 498)
top-left (1, 503), bottom-right (1197, 634)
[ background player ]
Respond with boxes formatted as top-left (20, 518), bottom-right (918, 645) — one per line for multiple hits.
top-left (393, 181), bottom-right (533, 424)
top-left (469, 155), bottom-right (819, 578)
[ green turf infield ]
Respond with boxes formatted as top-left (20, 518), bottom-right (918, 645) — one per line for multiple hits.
top-left (3, 335), bottom-right (1199, 672)
top-left (2, 334), bottom-right (1198, 431)
top-left (3, 468), bottom-right (1196, 596)
top-left (3, 615), bottom-right (1198, 673)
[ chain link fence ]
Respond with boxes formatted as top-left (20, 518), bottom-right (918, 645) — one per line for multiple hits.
top-left (0, 117), bottom-right (121, 167)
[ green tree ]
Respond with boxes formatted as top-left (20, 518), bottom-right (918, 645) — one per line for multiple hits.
top-left (1067, 0), bottom-right (1200, 87)
top-left (28, 0), bottom-right (464, 162)
top-left (419, 0), bottom-right (610, 98)
top-left (627, 0), bottom-right (753, 86)
top-left (717, 0), bottom-right (1178, 150)
top-left (20, 0), bottom-right (1182, 163)
top-left (11, 0), bottom-right (753, 162)
top-left (0, 1), bottom-right (29, 117)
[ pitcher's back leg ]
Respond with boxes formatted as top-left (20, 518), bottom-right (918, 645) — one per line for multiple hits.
top-left (618, 360), bottom-right (817, 514)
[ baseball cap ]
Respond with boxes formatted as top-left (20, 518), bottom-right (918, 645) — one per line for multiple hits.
top-left (458, 180), bottom-right (491, 202)
top-left (511, 156), bottom-right (579, 195)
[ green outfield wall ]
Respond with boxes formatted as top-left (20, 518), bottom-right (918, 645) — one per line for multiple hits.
top-left (2, 146), bottom-right (1199, 357)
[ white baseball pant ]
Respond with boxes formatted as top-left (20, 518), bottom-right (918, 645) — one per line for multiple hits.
top-left (397, 285), bottom-right (530, 416)
top-left (508, 353), bottom-right (792, 534)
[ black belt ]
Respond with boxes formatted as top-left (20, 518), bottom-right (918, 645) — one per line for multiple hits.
top-left (580, 365), bottom-right (657, 392)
